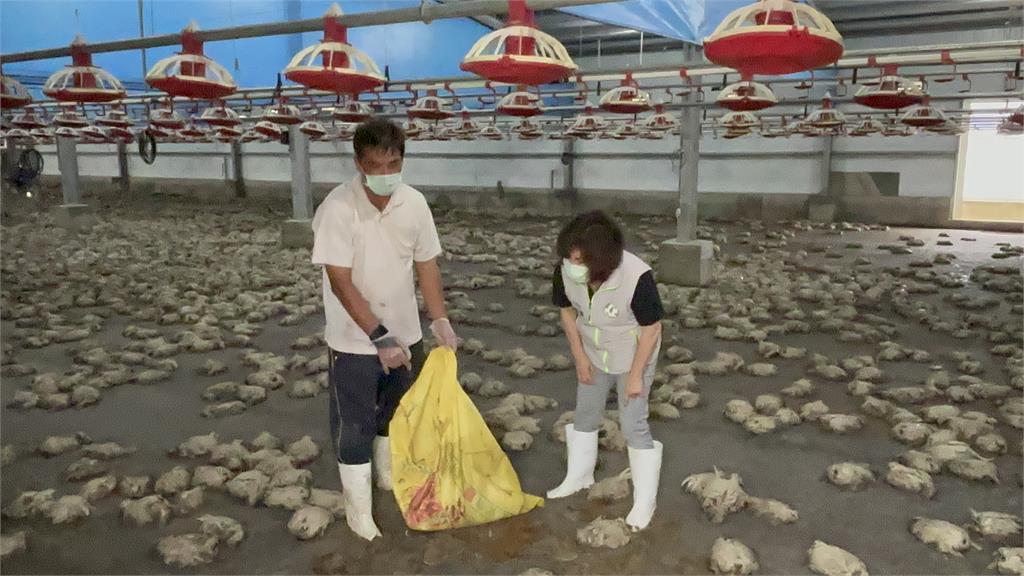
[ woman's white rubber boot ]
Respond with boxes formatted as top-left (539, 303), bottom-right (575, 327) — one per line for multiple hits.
top-left (338, 462), bottom-right (382, 541)
top-left (373, 436), bottom-right (392, 490)
top-left (625, 440), bottom-right (663, 531)
top-left (546, 424), bottom-right (599, 499)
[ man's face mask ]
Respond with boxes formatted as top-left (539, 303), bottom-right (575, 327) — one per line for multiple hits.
top-left (564, 258), bottom-right (589, 283)
top-left (358, 148), bottom-right (404, 197)
top-left (364, 172), bottom-right (402, 197)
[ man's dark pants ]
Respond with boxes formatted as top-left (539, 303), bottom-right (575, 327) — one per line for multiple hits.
top-left (328, 341), bottom-right (426, 464)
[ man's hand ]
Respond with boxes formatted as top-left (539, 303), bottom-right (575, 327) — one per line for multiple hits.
top-left (371, 331), bottom-right (411, 375)
top-left (377, 345), bottom-right (411, 375)
top-left (624, 372), bottom-right (644, 405)
top-left (575, 355), bottom-right (594, 385)
top-left (430, 317), bottom-right (458, 351)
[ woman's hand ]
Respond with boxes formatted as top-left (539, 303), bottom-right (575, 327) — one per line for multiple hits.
top-left (624, 373), bottom-right (644, 404)
top-left (575, 355), bottom-right (594, 385)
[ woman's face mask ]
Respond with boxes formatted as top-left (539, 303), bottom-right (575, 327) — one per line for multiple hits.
top-left (564, 258), bottom-right (589, 283)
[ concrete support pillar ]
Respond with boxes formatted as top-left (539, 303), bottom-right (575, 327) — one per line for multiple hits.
top-left (231, 140), bottom-right (246, 199)
top-left (658, 44), bottom-right (712, 287)
top-left (57, 136), bottom-right (81, 205)
top-left (561, 137), bottom-right (575, 195)
top-left (283, 125), bottom-right (314, 248)
top-left (809, 135), bottom-right (837, 222)
top-left (54, 135), bottom-right (95, 232)
top-left (116, 141), bottom-right (130, 197)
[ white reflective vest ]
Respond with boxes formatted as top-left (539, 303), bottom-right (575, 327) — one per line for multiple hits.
top-left (561, 250), bottom-right (661, 374)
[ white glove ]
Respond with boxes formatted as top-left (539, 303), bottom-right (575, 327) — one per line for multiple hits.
top-left (430, 317), bottom-right (459, 351)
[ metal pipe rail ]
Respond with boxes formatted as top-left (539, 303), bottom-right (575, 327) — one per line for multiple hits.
top-left (0, 0), bottom-right (619, 63)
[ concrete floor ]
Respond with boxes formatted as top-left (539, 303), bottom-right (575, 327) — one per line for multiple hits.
top-left (1, 199), bottom-right (1021, 574)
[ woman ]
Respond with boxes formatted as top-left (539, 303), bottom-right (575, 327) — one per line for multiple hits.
top-left (546, 210), bottom-right (664, 531)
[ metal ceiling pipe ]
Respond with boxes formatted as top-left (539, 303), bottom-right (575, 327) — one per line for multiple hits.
top-left (826, 0), bottom-right (1023, 22)
top-left (19, 64), bottom-right (1020, 111)
top-left (0, 0), bottom-right (620, 63)
top-left (837, 12), bottom-right (1022, 33)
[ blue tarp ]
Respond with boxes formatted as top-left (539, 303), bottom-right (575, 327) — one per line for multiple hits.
top-left (558, 0), bottom-right (753, 43)
top-left (559, 0), bottom-right (819, 43)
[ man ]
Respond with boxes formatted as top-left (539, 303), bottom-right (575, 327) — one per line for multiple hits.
top-left (311, 118), bottom-right (458, 541)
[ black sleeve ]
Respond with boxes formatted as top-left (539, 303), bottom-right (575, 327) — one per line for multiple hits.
top-left (552, 265), bottom-right (572, 308)
top-left (630, 271), bottom-right (664, 326)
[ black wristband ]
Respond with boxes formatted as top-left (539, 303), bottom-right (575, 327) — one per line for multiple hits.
top-left (368, 324), bottom-right (389, 341)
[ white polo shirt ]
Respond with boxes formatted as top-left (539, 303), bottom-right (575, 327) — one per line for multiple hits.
top-left (311, 175), bottom-right (442, 355)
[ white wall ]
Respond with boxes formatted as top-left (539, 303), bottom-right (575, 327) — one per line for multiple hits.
top-left (38, 130), bottom-right (958, 201)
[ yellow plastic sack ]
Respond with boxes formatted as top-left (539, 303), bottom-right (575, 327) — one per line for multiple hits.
top-left (389, 347), bottom-right (543, 530)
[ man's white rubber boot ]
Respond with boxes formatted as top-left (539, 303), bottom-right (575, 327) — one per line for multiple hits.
top-left (625, 440), bottom-right (663, 531)
top-left (373, 436), bottom-right (392, 490)
top-left (338, 462), bottom-right (382, 541)
top-left (546, 424), bottom-right (599, 499)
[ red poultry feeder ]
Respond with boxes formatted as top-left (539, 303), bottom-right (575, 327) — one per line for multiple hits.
top-left (881, 120), bottom-right (913, 137)
top-left (923, 119), bottom-right (961, 135)
top-left (43, 36), bottom-right (126, 102)
top-left (214, 126), bottom-right (243, 141)
top-left (263, 102), bottom-right (303, 125)
top-left (1, 75), bottom-right (33, 109)
top-left (53, 106), bottom-right (90, 128)
top-left (899, 98), bottom-right (947, 128)
top-left (11, 109), bottom-right (47, 129)
top-left (703, 0), bottom-right (844, 76)
top-left (284, 4), bottom-right (385, 94)
top-left (600, 74), bottom-right (651, 115)
top-left (616, 122), bottom-right (640, 138)
top-left (333, 101), bottom-right (373, 123)
top-left (517, 130), bottom-right (543, 141)
top-left (760, 125), bottom-right (789, 138)
top-left (1008, 104), bottom-right (1024, 126)
top-left (95, 108), bottom-right (134, 128)
top-left (848, 118), bottom-right (883, 136)
top-left (178, 123), bottom-right (207, 139)
top-left (461, 0), bottom-right (577, 85)
top-left (480, 124), bottom-right (504, 140)
top-left (805, 95), bottom-right (845, 129)
top-left (79, 125), bottom-right (109, 142)
top-left (638, 129), bottom-right (666, 140)
top-left (403, 120), bottom-right (425, 138)
top-left (431, 126), bottom-right (454, 141)
top-left (497, 89), bottom-right (543, 117)
top-left (144, 124), bottom-right (172, 139)
top-left (106, 126), bottom-right (136, 142)
top-left (54, 126), bottom-right (82, 140)
top-left (240, 129), bottom-right (261, 143)
top-left (150, 107), bottom-right (186, 130)
top-left (719, 110), bottom-right (759, 130)
top-left (854, 65), bottom-right (925, 110)
top-left (510, 118), bottom-right (541, 135)
top-left (254, 121), bottom-right (283, 138)
top-left (998, 116), bottom-right (1024, 135)
top-left (567, 106), bottom-right (607, 134)
top-left (30, 128), bottom-right (54, 143)
top-left (717, 76), bottom-right (777, 111)
top-left (408, 92), bottom-right (453, 121)
top-left (299, 121), bottom-right (327, 139)
top-left (451, 111), bottom-right (481, 135)
top-left (641, 104), bottom-right (679, 131)
top-left (146, 23), bottom-right (237, 99)
top-left (5, 128), bottom-right (34, 143)
top-left (723, 127), bottom-right (752, 139)
top-left (200, 105), bottom-right (241, 127)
